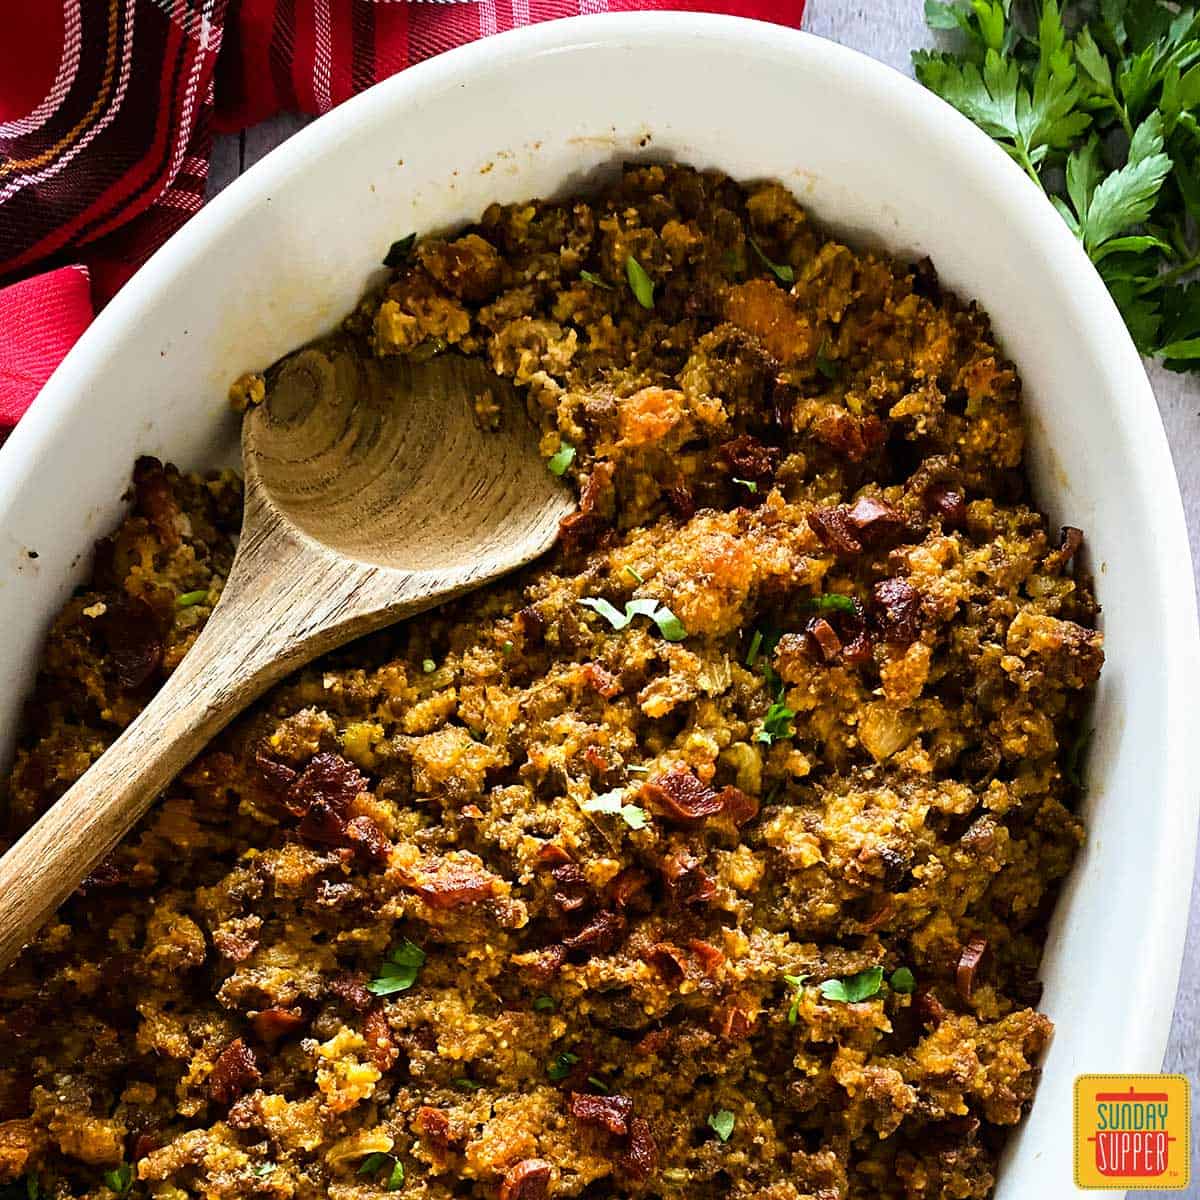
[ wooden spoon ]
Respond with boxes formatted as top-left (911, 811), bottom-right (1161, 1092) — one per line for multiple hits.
top-left (0, 344), bottom-right (574, 968)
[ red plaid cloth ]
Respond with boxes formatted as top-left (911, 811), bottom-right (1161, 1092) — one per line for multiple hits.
top-left (0, 0), bottom-right (805, 431)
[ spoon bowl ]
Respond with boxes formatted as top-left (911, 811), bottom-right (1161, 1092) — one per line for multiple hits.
top-left (248, 345), bottom-right (566, 571)
top-left (0, 344), bottom-right (574, 969)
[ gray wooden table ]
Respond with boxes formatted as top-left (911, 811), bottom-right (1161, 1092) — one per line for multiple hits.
top-left (209, 4), bottom-right (1199, 1190)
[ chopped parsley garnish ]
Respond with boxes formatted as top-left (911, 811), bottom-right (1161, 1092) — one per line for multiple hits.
top-left (745, 629), bottom-right (764, 668)
top-left (383, 233), bottom-right (417, 268)
top-left (783, 973), bottom-right (808, 1024)
top-left (748, 236), bottom-right (795, 284)
top-left (253, 1164), bottom-right (275, 1177)
top-left (582, 789), bottom-right (650, 830)
top-left (803, 593), bottom-right (856, 614)
top-left (818, 966), bottom-right (885, 1004)
top-left (367, 939), bottom-right (426, 996)
top-left (533, 994), bottom-right (556, 1012)
top-left (579, 269), bottom-right (612, 289)
top-left (102, 1165), bottom-right (133, 1196)
top-left (586, 1075), bottom-right (609, 1091)
top-left (547, 1051), bottom-right (579, 1081)
top-left (708, 1109), bottom-right (736, 1141)
top-left (814, 339), bottom-right (841, 381)
top-left (756, 699), bottom-right (796, 746)
top-left (422, 658), bottom-right (437, 674)
top-left (1064, 727), bottom-right (1094, 789)
top-left (359, 1153), bottom-right (404, 1191)
top-left (176, 589), bottom-right (208, 608)
top-left (732, 477), bottom-right (759, 494)
top-left (914, 1), bottom-right (1200, 371)
top-left (625, 254), bottom-right (655, 309)
top-left (502, 640), bottom-right (514, 655)
top-left (623, 564), bottom-right (646, 584)
top-left (579, 596), bottom-right (687, 642)
top-left (547, 442), bottom-right (576, 476)
top-left (890, 967), bottom-right (916, 994)
top-left (453, 1077), bottom-right (484, 1091)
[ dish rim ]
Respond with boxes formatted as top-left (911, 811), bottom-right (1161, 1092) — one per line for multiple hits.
top-left (0, 7), bottom-right (1197, 1161)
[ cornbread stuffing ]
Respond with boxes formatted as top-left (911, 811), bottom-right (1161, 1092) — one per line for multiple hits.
top-left (0, 164), bottom-right (1101, 1200)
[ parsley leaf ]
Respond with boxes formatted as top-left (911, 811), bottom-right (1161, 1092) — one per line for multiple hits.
top-left (803, 593), bottom-right (857, 614)
top-left (732, 477), bottom-right (759, 493)
top-left (915, 0), bottom-right (1200, 372)
top-left (748, 236), bottom-right (795, 284)
top-left (547, 442), bottom-right (576, 476)
top-left (582, 790), bottom-right (650, 830)
top-left (103, 1165), bottom-right (133, 1196)
top-left (580, 269), bottom-right (612, 289)
top-left (783, 972), bottom-right (808, 1024)
top-left (708, 1109), bottom-right (736, 1141)
top-left (383, 233), bottom-right (416, 268)
top-left (359, 1152), bottom-right (404, 1190)
top-left (625, 255), bottom-right (656, 309)
top-left (890, 967), bottom-right (917, 993)
top-left (756, 699), bottom-right (796, 746)
top-left (547, 1051), bottom-right (579, 1081)
top-left (818, 966), bottom-right (885, 1004)
top-left (579, 596), bottom-right (686, 641)
top-left (453, 1077), bottom-right (484, 1091)
top-left (533, 994), bottom-right (556, 1012)
top-left (367, 939), bottom-right (426, 996)
top-left (176, 589), bottom-right (208, 608)
top-left (422, 658), bottom-right (437, 674)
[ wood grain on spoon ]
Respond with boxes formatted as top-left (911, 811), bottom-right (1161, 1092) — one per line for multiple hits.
top-left (0, 345), bottom-right (574, 970)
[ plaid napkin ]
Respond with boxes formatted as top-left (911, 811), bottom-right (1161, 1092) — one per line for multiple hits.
top-left (0, 0), bottom-right (805, 432)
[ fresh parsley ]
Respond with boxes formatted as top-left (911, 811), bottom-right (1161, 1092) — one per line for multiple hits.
top-left (745, 629), bottom-right (764, 667)
top-left (890, 967), bottom-right (917, 994)
top-left (383, 233), bottom-right (417, 268)
top-left (359, 1153), bottom-right (404, 1191)
top-left (547, 442), bottom-right (576, 476)
top-left (533, 994), bottom-right (556, 1012)
top-left (586, 1075), bottom-right (609, 1092)
top-left (756, 699), bottom-right (797, 746)
top-left (625, 254), bottom-right (656, 309)
top-left (915, 0), bottom-right (1200, 370)
top-left (176, 589), bottom-right (208, 608)
top-left (579, 596), bottom-right (687, 641)
top-left (803, 593), bottom-right (857, 614)
top-left (814, 338), bottom-right (841, 381)
top-left (708, 1109), bottom-right (737, 1141)
top-left (732, 477), bottom-right (759, 494)
top-left (547, 1051), bottom-right (579, 1081)
top-left (422, 658), bottom-right (437, 674)
top-left (582, 789), bottom-right (650, 830)
top-left (103, 1165), bottom-right (133, 1196)
top-left (453, 1077), bottom-right (484, 1091)
top-left (783, 973), bottom-right (808, 1023)
top-left (367, 939), bottom-right (426, 996)
top-left (818, 966), bottom-right (885, 1004)
top-left (748, 236), bottom-right (796, 284)
top-left (580, 269), bottom-right (612, 289)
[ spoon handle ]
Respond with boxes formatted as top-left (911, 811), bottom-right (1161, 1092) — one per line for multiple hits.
top-left (0, 518), bottom-right (413, 971)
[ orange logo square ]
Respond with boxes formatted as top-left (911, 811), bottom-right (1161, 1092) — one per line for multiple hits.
top-left (1075, 1075), bottom-right (1191, 1190)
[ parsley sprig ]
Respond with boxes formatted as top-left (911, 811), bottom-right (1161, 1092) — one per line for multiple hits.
top-left (915, 0), bottom-right (1200, 370)
top-left (581, 789), bottom-right (650, 830)
top-left (359, 1153), bottom-right (405, 1191)
top-left (367, 939), bottom-right (426, 996)
top-left (579, 595), bottom-right (687, 641)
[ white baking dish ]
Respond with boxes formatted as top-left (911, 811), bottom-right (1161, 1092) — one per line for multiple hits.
top-left (0, 15), bottom-right (1196, 1195)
